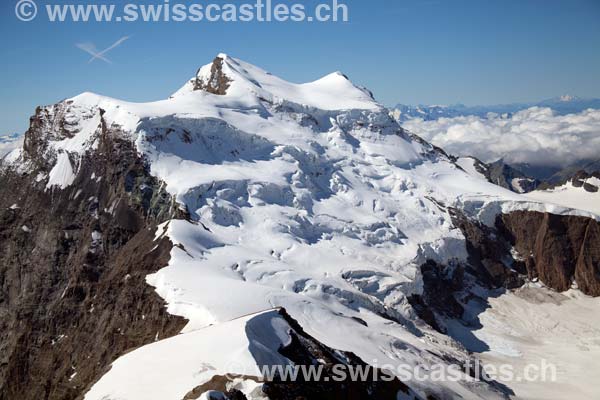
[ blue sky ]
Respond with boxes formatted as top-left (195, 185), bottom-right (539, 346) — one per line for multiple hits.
top-left (1, 0), bottom-right (599, 133)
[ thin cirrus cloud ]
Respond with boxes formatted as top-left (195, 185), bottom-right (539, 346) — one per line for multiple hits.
top-left (76, 36), bottom-right (130, 64)
top-left (402, 107), bottom-right (600, 168)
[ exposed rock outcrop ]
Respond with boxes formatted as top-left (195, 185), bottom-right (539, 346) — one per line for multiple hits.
top-left (181, 308), bottom-right (412, 400)
top-left (498, 211), bottom-right (600, 296)
top-left (193, 56), bottom-right (232, 95)
top-left (413, 209), bottom-right (600, 336)
top-left (485, 160), bottom-right (539, 193)
top-left (0, 113), bottom-right (187, 400)
top-left (448, 209), bottom-right (600, 297)
top-left (451, 210), bottom-right (525, 289)
top-left (452, 156), bottom-right (540, 193)
top-left (408, 260), bottom-right (465, 333)
top-left (263, 309), bottom-right (411, 400)
top-left (571, 170), bottom-right (600, 192)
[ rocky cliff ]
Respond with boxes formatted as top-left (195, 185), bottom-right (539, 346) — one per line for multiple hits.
top-left (499, 211), bottom-right (600, 296)
top-left (0, 109), bottom-right (187, 400)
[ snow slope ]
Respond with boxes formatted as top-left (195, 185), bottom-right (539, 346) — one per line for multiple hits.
top-left (173, 53), bottom-right (379, 111)
top-left (526, 180), bottom-right (600, 216)
top-left (470, 286), bottom-right (600, 400)
top-left (455, 157), bottom-right (488, 182)
top-left (85, 310), bottom-right (291, 400)
top-left (6, 55), bottom-right (598, 399)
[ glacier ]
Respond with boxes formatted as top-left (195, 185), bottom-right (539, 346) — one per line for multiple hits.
top-left (4, 54), bottom-right (599, 400)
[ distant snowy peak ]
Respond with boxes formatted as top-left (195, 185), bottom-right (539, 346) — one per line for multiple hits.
top-left (558, 94), bottom-right (579, 102)
top-left (392, 96), bottom-right (600, 121)
top-left (391, 104), bottom-right (464, 122)
top-left (174, 54), bottom-right (380, 111)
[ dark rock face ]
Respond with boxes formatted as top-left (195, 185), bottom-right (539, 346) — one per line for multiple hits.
top-left (193, 57), bottom-right (232, 95)
top-left (572, 170), bottom-right (600, 193)
top-left (413, 209), bottom-right (600, 336)
top-left (498, 211), bottom-right (600, 296)
top-left (184, 383), bottom-right (249, 400)
top-left (181, 308), bottom-right (412, 400)
top-left (536, 159), bottom-right (600, 186)
top-left (447, 209), bottom-right (600, 297)
top-left (454, 157), bottom-right (539, 193)
top-left (536, 169), bottom-right (600, 191)
top-left (409, 210), bottom-right (516, 334)
top-left (486, 160), bottom-right (539, 193)
top-left (263, 309), bottom-right (411, 400)
top-left (408, 261), bottom-right (465, 333)
top-left (451, 210), bottom-right (525, 289)
top-left (0, 113), bottom-right (187, 400)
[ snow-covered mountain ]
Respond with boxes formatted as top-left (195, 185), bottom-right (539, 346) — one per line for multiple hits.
top-left (392, 96), bottom-right (600, 122)
top-left (1, 55), bottom-right (600, 400)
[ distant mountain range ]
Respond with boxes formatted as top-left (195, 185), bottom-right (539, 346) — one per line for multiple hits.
top-left (392, 95), bottom-right (600, 121)
top-left (455, 155), bottom-right (600, 192)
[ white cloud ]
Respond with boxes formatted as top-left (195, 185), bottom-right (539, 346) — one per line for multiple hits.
top-left (0, 135), bottom-right (23, 158)
top-left (402, 107), bottom-right (600, 167)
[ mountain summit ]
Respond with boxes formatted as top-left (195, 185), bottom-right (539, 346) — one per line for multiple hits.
top-left (173, 54), bottom-right (379, 111)
top-left (1, 55), bottom-right (599, 400)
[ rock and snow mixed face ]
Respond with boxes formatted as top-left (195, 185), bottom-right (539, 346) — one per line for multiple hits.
top-left (4, 55), bottom-right (598, 400)
top-left (526, 172), bottom-right (600, 215)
